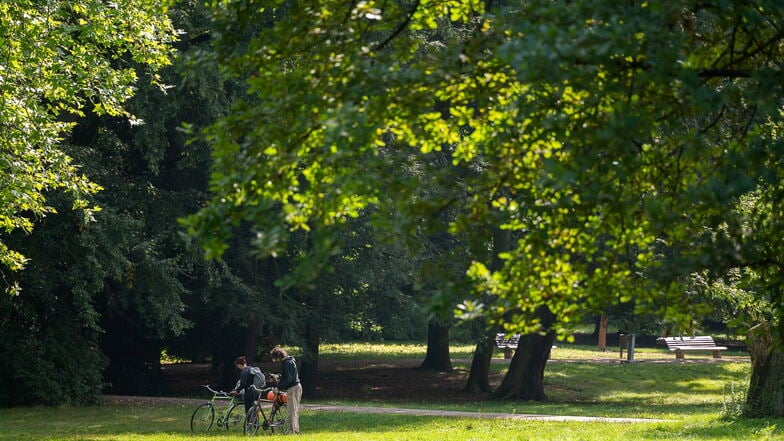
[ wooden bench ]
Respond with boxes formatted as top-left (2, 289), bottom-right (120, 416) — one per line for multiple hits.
top-left (495, 333), bottom-right (520, 359)
top-left (657, 336), bottom-right (727, 360)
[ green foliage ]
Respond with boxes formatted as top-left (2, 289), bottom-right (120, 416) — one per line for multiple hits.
top-left (687, 269), bottom-right (772, 334)
top-left (0, 0), bottom-right (254, 403)
top-left (0, 0), bottom-right (176, 291)
top-left (721, 382), bottom-right (749, 419)
top-left (0, 196), bottom-right (107, 406)
top-left (187, 1), bottom-right (784, 345)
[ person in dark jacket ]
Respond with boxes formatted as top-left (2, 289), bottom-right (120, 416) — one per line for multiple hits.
top-left (270, 347), bottom-right (302, 434)
top-left (230, 356), bottom-right (259, 414)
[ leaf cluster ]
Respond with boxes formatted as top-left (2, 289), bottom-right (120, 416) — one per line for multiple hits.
top-left (0, 0), bottom-right (177, 291)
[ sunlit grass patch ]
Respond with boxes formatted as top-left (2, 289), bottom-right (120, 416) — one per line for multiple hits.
top-left (2, 405), bottom-right (782, 441)
top-left (319, 342), bottom-right (478, 360)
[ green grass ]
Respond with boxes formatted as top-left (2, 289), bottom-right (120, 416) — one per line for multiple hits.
top-left (1, 403), bottom-right (782, 441)
top-left (314, 361), bottom-right (751, 420)
top-left (2, 342), bottom-right (782, 440)
top-left (318, 341), bottom-right (749, 362)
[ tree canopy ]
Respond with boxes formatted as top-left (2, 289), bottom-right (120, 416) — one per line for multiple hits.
top-left (188, 0), bottom-right (784, 335)
top-left (0, 0), bottom-right (176, 293)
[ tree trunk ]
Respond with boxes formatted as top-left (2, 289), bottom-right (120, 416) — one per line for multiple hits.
top-left (744, 322), bottom-right (784, 417)
top-left (300, 319), bottom-right (320, 399)
top-left (597, 314), bottom-right (608, 352)
top-left (464, 225), bottom-right (510, 392)
top-left (464, 328), bottom-right (495, 393)
top-left (494, 308), bottom-right (556, 401)
top-left (420, 318), bottom-right (453, 371)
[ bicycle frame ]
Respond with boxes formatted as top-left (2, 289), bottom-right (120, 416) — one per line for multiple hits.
top-left (190, 385), bottom-right (243, 432)
top-left (245, 385), bottom-right (289, 435)
top-left (210, 387), bottom-right (239, 427)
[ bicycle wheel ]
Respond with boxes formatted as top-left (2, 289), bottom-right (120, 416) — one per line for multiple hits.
top-left (190, 403), bottom-right (215, 432)
top-left (269, 404), bottom-right (289, 434)
top-left (244, 406), bottom-right (260, 436)
top-left (225, 403), bottom-right (246, 431)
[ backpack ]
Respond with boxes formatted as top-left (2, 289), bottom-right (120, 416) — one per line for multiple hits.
top-left (249, 366), bottom-right (266, 389)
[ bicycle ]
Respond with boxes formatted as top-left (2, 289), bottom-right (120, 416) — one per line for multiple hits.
top-left (190, 385), bottom-right (246, 432)
top-left (244, 385), bottom-right (289, 435)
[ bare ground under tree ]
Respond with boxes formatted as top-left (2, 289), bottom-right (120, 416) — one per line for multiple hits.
top-left (162, 359), bottom-right (505, 404)
top-left (159, 356), bottom-right (747, 404)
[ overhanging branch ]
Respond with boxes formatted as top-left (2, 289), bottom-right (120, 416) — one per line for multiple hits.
top-left (374, 0), bottom-right (421, 51)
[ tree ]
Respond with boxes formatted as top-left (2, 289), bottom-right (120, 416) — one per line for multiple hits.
top-left (710, 188), bottom-right (784, 416)
top-left (0, 194), bottom-right (108, 405)
top-left (0, 0), bottom-right (179, 405)
top-left (0, 0), bottom-right (175, 293)
top-left (187, 0), bottom-right (784, 413)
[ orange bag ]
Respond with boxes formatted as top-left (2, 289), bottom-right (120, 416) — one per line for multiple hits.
top-left (267, 391), bottom-right (287, 403)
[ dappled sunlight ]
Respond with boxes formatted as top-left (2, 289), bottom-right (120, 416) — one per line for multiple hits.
top-left (538, 360), bottom-right (751, 419)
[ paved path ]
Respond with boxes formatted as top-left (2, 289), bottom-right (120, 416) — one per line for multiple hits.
top-left (102, 395), bottom-right (671, 424)
top-left (302, 403), bottom-right (671, 423)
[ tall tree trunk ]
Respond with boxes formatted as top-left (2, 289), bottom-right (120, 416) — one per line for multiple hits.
top-left (464, 225), bottom-right (511, 392)
top-left (597, 314), bottom-right (608, 352)
top-left (420, 318), bottom-right (453, 371)
top-left (744, 322), bottom-right (784, 417)
top-left (494, 308), bottom-right (556, 401)
top-left (464, 327), bottom-right (495, 393)
top-left (300, 319), bottom-right (320, 399)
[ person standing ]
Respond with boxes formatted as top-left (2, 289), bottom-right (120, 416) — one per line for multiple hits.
top-left (230, 356), bottom-right (260, 414)
top-left (270, 347), bottom-right (302, 434)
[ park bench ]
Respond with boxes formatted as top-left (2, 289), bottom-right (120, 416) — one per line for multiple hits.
top-left (495, 333), bottom-right (520, 359)
top-left (657, 336), bottom-right (727, 360)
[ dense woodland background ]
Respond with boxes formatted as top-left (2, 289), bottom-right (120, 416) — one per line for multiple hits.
top-left (2, 0), bottom-right (784, 417)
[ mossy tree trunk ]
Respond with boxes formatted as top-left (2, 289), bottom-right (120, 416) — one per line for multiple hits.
top-left (494, 307), bottom-right (556, 401)
top-left (744, 322), bottom-right (784, 417)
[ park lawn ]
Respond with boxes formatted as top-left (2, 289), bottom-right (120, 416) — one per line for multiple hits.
top-left (315, 341), bottom-right (752, 421)
top-left (312, 361), bottom-right (751, 420)
top-left (3, 342), bottom-right (778, 440)
top-left (0, 402), bottom-right (782, 441)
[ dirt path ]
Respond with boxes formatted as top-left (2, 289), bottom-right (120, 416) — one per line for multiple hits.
top-left (102, 395), bottom-right (671, 424)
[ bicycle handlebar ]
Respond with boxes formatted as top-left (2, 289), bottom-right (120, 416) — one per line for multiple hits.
top-left (202, 385), bottom-right (231, 397)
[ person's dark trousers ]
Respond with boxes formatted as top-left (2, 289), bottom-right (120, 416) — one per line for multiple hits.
top-left (244, 389), bottom-right (258, 413)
